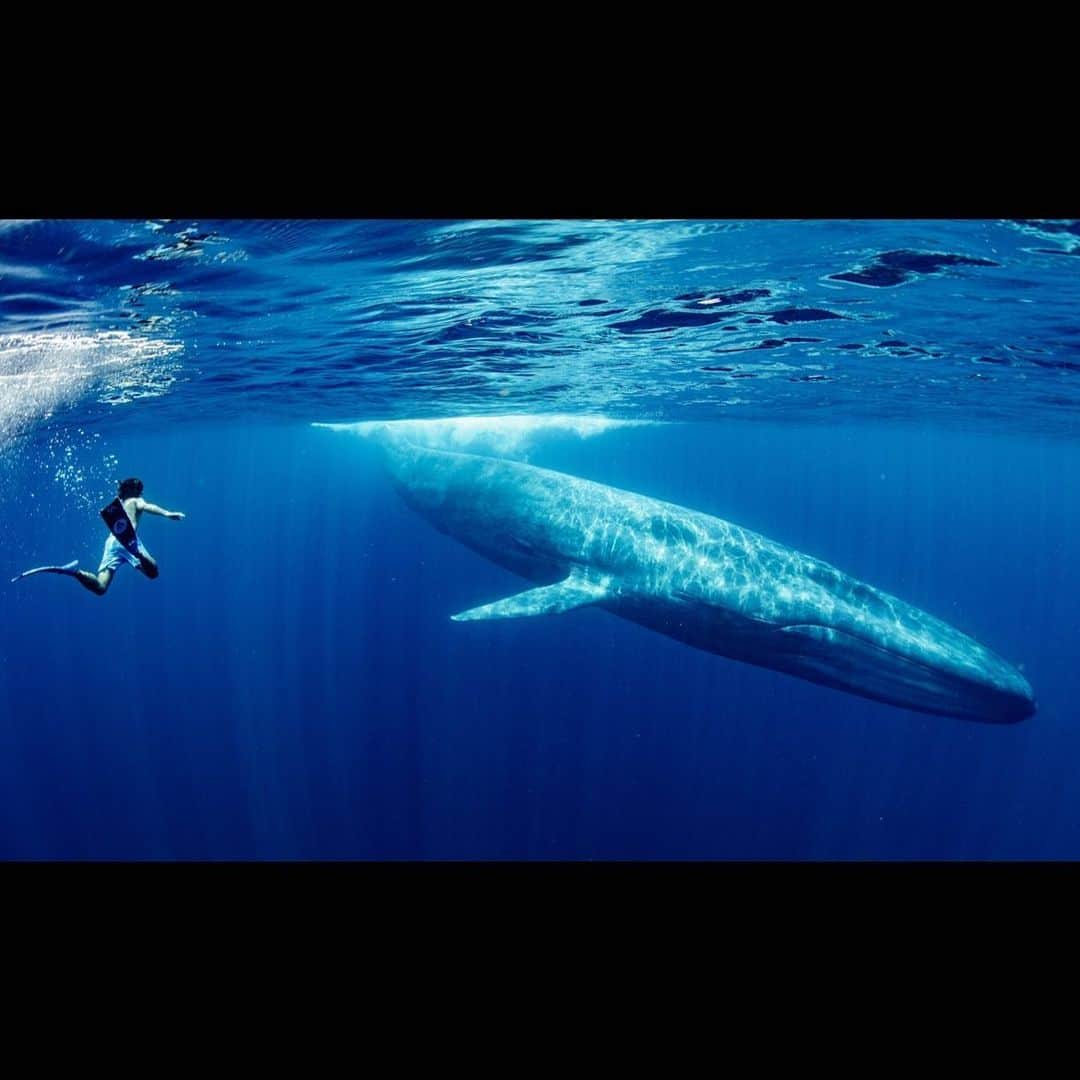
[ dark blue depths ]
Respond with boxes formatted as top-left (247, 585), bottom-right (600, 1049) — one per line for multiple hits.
top-left (1, 419), bottom-right (1077, 859)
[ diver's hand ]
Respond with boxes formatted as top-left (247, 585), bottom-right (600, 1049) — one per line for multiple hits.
top-left (168, 511), bottom-right (186, 521)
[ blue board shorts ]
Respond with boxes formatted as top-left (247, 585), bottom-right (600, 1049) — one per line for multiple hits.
top-left (98, 534), bottom-right (152, 573)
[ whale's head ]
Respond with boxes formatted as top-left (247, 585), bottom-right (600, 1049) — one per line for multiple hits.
top-left (772, 612), bottom-right (1036, 724)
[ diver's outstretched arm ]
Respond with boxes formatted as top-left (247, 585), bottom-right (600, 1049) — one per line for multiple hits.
top-left (138, 499), bottom-right (185, 521)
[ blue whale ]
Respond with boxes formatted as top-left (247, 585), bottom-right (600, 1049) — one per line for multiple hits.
top-left (373, 432), bottom-right (1035, 724)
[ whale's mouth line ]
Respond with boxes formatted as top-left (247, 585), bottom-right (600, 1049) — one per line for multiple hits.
top-left (780, 620), bottom-right (981, 671)
top-left (777, 622), bottom-right (934, 670)
top-left (777, 621), bottom-right (985, 684)
top-left (777, 622), bottom-right (1032, 708)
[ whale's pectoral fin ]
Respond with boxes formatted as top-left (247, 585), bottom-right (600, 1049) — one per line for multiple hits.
top-left (451, 568), bottom-right (614, 622)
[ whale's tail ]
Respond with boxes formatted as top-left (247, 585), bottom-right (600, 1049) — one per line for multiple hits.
top-left (313, 414), bottom-right (655, 460)
top-left (315, 414), bottom-right (656, 504)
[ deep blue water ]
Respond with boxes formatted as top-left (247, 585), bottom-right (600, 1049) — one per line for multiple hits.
top-left (1, 219), bottom-right (1078, 859)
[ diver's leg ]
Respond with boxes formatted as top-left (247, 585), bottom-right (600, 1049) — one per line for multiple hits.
top-left (75, 568), bottom-right (113, 596)
top-left (136, 552), bottom-right (159, 580)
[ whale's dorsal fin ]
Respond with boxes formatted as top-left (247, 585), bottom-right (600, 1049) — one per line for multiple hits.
top-left (451, 567), bottom-right (613, 621)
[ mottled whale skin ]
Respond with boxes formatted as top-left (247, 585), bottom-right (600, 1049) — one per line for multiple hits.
top-left (381, 436), bottom-right (1035, 724)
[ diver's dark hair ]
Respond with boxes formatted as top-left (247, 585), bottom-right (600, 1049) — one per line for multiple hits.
top-left (118, 477), bottom-right (144, 499)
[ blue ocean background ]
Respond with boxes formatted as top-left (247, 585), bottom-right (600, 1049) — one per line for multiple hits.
top-left (1, 218), bottom-right (1078, 859)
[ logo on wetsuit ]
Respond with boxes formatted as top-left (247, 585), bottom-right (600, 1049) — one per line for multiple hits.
top-left (113, 519), bottom-right (128, 537)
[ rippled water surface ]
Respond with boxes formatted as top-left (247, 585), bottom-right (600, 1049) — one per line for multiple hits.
top-left (3, 219), bottom-right (1079, 440)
